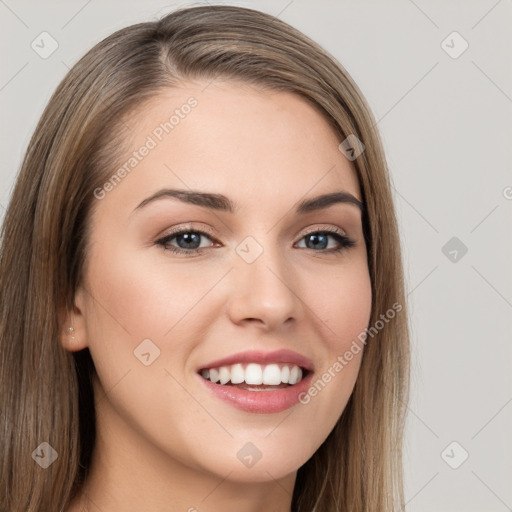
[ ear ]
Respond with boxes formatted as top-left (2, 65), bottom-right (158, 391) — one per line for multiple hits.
top-left (59, 286), bottom-right (89, 352)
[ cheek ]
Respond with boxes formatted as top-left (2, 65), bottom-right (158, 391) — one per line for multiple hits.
top-left (83, 241), bottom-right (218, 344)
top-left (81, 242), bottom-right (227, 416)
top-left (315, 259), bottom-right (373, 348)
top-left (298, 261), bottom-right (372, 424)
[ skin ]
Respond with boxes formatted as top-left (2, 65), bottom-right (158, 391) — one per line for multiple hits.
top-left (62, 80), bottom-right (372, 512)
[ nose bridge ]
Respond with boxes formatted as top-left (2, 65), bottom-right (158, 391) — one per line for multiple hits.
top-left (227, 233), bottom-right (301, 327)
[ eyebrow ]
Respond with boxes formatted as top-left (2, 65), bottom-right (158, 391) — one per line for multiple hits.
top-left (132, 188), bottom-right (364, 215)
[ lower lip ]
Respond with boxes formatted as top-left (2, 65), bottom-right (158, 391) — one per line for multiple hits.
top-left (197, 372), bottom-right (314, 413)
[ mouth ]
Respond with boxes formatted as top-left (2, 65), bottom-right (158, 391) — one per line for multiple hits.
top-left (198, 362), bottom-right (310, 391)
top-left (196, 349), bottom-right (314, 413)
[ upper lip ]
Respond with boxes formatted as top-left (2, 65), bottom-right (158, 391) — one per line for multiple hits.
top-left (198, 349), bottom-right (314, 372)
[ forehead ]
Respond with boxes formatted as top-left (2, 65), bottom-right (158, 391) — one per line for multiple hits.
top-left (98, 80), bottom-right (361, 214)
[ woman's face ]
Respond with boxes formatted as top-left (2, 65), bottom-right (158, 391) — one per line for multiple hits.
top-left (71, 80), bottom-right (372, 484)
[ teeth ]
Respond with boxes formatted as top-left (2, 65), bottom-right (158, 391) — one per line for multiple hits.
top-left (230, 363), bottom-right (245, 384)
top-left (245, 363), bottom-right (263, 385)
top-left (262, 364), bottom-right (282, 385)
top-left (209, 368), bottom-right (219, 383)
top-left (281, 365), bottom-right (290, 384)
top-left (200, 363), bottom-right (305, 386)
top-left (289, 365), bottom-right (301, 385)
top-left (218, 366), bottom-right (230, 385)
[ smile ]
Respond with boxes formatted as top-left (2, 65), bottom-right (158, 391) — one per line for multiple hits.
top-left (200, 363), bottom-right (306, 388)
top-left (197, 349), bottom-right (314, 413)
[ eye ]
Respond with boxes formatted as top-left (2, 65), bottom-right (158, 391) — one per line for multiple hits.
top-left (295, 229), bottom-right (355, 253)
top-left (155, 228), bottom-right (217, 255)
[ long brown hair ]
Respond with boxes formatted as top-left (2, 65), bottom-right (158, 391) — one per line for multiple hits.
top-left (0, 6), bottom-right (409, 511)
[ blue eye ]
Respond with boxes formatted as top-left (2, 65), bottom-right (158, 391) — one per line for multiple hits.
top-left (156, 228), bottom-right (355, 255)
top-left (156, 229), bottom-right (215, 254)
top-left (297, 230), bottom-right (355, 251)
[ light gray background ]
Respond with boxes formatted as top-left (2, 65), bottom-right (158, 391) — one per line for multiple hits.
top-left (1, 0), bottom-right (511, 510)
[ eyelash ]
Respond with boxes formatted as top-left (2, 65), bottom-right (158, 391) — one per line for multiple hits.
top-left (155, 226), bottom-right (356, 256)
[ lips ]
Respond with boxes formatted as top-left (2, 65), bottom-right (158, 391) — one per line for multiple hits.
top-left (196, 349), bottom-right (315, 413)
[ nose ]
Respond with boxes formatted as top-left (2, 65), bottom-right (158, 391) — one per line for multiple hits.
top-left (226, 242), bottom-right (304, 330)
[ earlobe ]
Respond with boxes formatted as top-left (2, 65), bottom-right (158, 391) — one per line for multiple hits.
top-left (60, 322), bottom-right (88, 352)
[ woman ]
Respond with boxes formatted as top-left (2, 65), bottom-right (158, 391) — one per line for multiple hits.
top-left (0, 5), bottom-right (410, 511)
